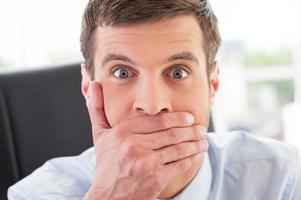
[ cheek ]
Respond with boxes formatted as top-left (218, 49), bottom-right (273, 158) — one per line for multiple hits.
top-left (97, 70), bottom-right (210, 128)
top-left (101, 80), bottom-right (135, 127)
top-left (170, 78), bottom-right (210, 126)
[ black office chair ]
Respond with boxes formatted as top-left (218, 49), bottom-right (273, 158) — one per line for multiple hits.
top-left (0, 63), bottom-right (92, 199)
top-left (0, 63), bottom-right (214, 199)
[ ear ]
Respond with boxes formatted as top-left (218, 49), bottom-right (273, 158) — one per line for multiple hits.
top-left (209, 61), bottom-right (220, 106)
top-left (81, 63), bottom-right (91, 101)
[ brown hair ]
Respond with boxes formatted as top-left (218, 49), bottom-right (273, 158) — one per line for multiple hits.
top-left (80, 0), bottom-right (221, 77)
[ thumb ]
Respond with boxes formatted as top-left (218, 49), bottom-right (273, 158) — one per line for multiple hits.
top-left (87, 81), bottom-right (110, 141)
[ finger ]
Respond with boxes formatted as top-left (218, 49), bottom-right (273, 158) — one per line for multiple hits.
top-left (162, 152), bottom-right (203, 181)
top-left (134, 140), bottom-right (208, 172)
top-left (140, 124), bottom-right (207, 150)
top-left (87, 81), bottom-right (110, 141)
top-left (115, 112), bottom-right (195, 134)
top-left (156, 140), bottom-right (208, 165)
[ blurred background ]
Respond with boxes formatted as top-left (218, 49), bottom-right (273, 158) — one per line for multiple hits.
top-left (0, 0), bottom-right (300, 152)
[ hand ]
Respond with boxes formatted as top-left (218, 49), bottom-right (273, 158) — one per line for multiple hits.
top-left (84, 81), bottom-right (208, 200)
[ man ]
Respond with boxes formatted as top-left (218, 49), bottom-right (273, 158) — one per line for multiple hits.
top-left (8, 0), bottom-right (301, 199)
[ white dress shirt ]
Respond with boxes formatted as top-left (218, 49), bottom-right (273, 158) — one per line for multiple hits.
top-left (8, 131), bottom-right (301, 200)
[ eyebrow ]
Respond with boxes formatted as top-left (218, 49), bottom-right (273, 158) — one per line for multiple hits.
top-left (167, 51), bottom-right (199, 65)
top-left (101, 51), bottom-right (199, 67)
top-left (102, 54), bottom-right (136, 67)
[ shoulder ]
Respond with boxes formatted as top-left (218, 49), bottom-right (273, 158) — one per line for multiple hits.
top-left (207, 131), bottom-right (300, 166)
top-left (207, 131), bottom-right (301, 199)
top-left (7, 147), bottom-right (95, 200)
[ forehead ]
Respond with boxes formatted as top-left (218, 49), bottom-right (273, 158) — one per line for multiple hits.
top-left (93, 15), bottom-right (205, 64)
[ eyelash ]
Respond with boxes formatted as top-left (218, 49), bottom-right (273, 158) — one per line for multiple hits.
top-left (111, 66), bottom-right (137, 79)
top-left (111, 65), bottom-right (191, 80)
top-left (164, 65), bottom-right (190, 80)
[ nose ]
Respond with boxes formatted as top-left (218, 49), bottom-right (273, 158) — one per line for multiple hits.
top-left (133, 79), bottom-right (171, 115)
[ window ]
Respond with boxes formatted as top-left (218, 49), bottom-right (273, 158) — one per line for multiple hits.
top-left (1, 0), bottom-right (300, 151)
top-left (0, 0), bottom-right (87, 71)
top-left (211, 0), bottom-right (301, 151)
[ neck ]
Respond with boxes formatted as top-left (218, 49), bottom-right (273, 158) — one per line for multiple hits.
top-left (157, 154), bottom-right (204, 199)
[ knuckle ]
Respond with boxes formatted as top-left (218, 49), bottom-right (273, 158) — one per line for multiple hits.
top-left (168, 128), bottom-right (179, 143)
top-left (134, 158), bottom-right (151, 174)
top-left (127, 143), bottom-right (139, 157)
top-left (86, 99), bottom-right (93, 110)
top-left (194, 126), bottom-right (202, 140)
top-left (114, 125), bottom-right (128, 140)
top-left (122, 142), bottom-right (139, 162)
top-left (154, 115), bottom-right (168, 129)
top-left (178, 158), bottom-right (192, 172)
top-left (174, 143), bottom-right (185, 155)
top-left (93, 128), bottom-right (106, 136)
top-left (88, 102), bottom-right (101, 116)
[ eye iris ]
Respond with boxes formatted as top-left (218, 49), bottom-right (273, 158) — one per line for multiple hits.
top-left (118, 69), bottom-right (129, 78)
top-left (173, 69), bottom-right (183, 79)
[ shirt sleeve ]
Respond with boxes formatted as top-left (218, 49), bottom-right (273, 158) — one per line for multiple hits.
top-left (6, 148), bottom-right (95, 200)
top-left (7, 184), bottom-right (31, 200)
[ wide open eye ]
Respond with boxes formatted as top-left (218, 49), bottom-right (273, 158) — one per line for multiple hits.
top-left (168, 67), bottom-right (189, 79)
top-left (112, 67), bottom-right (134, 79)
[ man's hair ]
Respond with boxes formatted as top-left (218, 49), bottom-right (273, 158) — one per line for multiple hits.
top-left (80, 0), bottom-right (221, 77)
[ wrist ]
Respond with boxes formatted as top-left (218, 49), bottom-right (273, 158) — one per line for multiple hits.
top-left (83, 184), bottom-right (110, 200)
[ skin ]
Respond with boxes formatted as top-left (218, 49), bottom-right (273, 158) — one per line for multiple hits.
top-left (81, 15), bottom-right (219, 199)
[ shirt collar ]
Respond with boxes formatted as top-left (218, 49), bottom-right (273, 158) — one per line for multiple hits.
top-left (171, 152), bottom-right (212, 200)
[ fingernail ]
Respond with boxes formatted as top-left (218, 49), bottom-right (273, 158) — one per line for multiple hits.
top-left (186, 114), bottom-right (194, 124)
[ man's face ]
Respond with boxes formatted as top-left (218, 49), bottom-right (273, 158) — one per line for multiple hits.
top-left (83, 15), bottom-right (219, 128)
